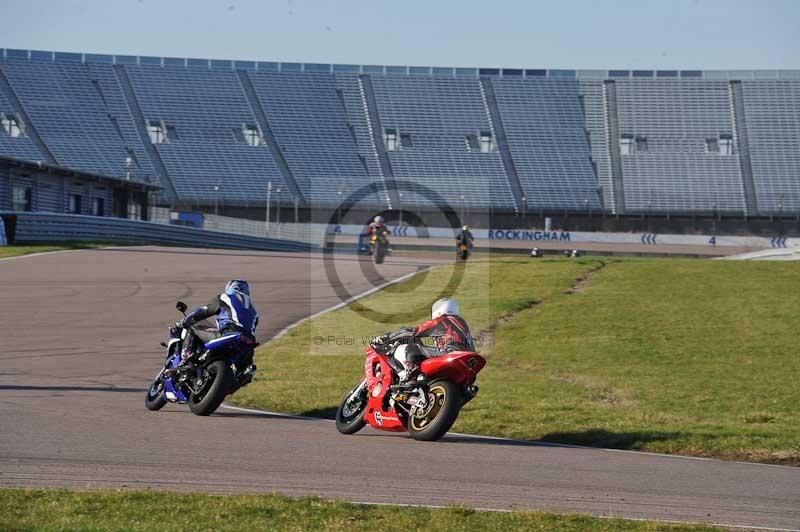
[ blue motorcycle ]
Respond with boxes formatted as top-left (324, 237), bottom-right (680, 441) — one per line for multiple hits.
top-left (145, 301), bottom-right (257, 416)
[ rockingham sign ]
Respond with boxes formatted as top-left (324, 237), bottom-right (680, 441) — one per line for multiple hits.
top-left (321, 223), bottom-right (795, 249)
top-left (488, 229), bottom-right (571, 242)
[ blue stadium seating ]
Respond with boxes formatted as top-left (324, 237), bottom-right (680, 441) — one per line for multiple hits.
top-left (742, 80), bottom-right (800, 214)
top-left (86, 63), bottom-right (157, 181)
top-left (619, 79), bottom-right (745, 213)
top-left (1, 49), bottom-right (799, 216)
top-left (365, 74), bottom-right (515, 210)
top-left (0, 58), bottom-right (134, 178)
top-left (123, 65), bottom-right (289, 205)
top-left (0, 81), bottom-right (47, 163)
top-left (248, 71), bottom-right (380, 206)
top-left (490, 78), bottom-right (601, 211)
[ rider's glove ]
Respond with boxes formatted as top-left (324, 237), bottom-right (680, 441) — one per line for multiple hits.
top-left (181, 316), bottom-right (194, 329)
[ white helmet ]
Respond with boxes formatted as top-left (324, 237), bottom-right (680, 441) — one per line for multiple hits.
top-left (431, 298), bottom-right (459, 319)
top-left (374, 216), bottom-right (384, 223)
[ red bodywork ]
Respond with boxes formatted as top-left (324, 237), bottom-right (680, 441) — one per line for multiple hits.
top-left (361, 345), bottom-right (486, 432)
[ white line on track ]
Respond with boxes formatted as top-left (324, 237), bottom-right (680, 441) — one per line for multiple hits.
top-left (342, 501), bottom-right (800, 532)
top-left (221, 401), bottom-right (799, 472)
top-left (0, 248), bottom-right (87, 262)
top-left (268, 266), bottom-right (431, 342)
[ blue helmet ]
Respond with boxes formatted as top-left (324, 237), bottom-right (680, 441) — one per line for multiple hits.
top-left (225, 279), bottom-right (250, 295)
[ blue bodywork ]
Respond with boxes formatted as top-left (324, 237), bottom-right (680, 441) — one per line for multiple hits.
top-left (161, 330), bottom-right (252, 404)
top-left (204, 332), bottom-right (243, 351)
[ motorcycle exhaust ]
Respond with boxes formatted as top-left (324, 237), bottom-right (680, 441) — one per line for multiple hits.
top-left (462, 384), bottom-right (479, 406)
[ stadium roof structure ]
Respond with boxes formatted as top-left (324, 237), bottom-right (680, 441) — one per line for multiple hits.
top-left (0, 155), bottom-right (159, 191)
top-left (3, 48), bottom-right (800, 81)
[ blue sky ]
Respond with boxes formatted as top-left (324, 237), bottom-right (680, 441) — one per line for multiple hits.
top-left (2, 0), bottom-right (798, 69)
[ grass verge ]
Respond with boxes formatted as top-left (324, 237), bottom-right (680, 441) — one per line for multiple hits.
top-left (231, 257), bottom-right (800, 465)
top-left (0, 243), bottom-right (111, 259)
top-left (0, 488), bottom-right (720, 531)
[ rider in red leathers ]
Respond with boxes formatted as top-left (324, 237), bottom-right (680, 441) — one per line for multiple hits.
top-left (368, 215), bottom-right (390, 239)
top-left (381, 298), bottom-right (474, 384)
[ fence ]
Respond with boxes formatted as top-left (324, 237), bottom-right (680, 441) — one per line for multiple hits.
top-left (150, 207), bottom-right (327, 245)
top-left (146, 209), bottom-right (799, 250)
top-left (0, 212), bottom-right (315, 253)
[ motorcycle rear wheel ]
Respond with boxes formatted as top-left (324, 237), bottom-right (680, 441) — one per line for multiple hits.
top-left (144, 370), bottom-right (167, 411)
top-left (407, 380), bottom-right (462, 442)
top-left (188, 360), bottom-right (233, 416)
top-left (335, 382), bottom-right (367, 434)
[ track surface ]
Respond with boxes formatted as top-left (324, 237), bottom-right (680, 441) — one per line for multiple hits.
top-left (1, 247), bottom-right (798, 530)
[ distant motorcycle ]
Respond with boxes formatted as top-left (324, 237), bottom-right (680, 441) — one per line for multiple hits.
top-left (457, 242), bottom-right (471, 261)
top-left (144, 302), bottom-right (257, 416)
top-left (335, 337), bottom-right (485, 441)
top-left (371, 232), bottom-right (390, 264)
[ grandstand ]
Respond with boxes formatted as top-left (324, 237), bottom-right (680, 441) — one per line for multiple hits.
top-left (1, 48), bottom-right (799, 228)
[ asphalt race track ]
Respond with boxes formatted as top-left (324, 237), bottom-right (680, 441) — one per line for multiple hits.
top-left (1, 247), bottom-right (798, 530)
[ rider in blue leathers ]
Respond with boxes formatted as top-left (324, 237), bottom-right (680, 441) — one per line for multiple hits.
top-left (178, 280), bottom-right (259, 369)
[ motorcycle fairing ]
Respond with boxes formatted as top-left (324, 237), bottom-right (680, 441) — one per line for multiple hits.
top-left (163, 353), bottom-right (188, 402)
top-left (362, 348), bottom-right (405, 431)
top-left (420, 351), bottom-right (485, 386)
top-left (204, 332), bottom-right (243, 351)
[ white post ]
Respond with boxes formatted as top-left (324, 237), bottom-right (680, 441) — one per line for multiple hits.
top-left (276, 187), bottom-right (282, 227)
top-left (266, 181), bottom-right (272, 234)
top-left (213, 184), bottom-right (220, 216)
top-left (399, 192), bottom-right (404, 226)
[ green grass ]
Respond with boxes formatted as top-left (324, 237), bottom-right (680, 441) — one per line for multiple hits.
top-left (0, 243), bottom-right (110, 259)
top-left (0, 488), bottom-right (720, 531)
top-left (460, 259), bottom-right (800, 464)
top-left (234, 258), bottom-right (591, 418)
top-left (232, 257), bottom-right (800, 465)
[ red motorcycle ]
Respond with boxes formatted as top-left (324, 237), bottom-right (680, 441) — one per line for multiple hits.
top-left (335, 338), bottom-right (485, 441)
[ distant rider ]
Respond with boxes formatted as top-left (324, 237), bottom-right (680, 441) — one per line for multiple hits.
top-left (367, 215), bottom-right (391, 240)
top-left (456, 225), bottom-right (474, 249)
top-left (379, 298), bottom-right (474, 385)
top-left (177, 279), bottom-right (259, 372)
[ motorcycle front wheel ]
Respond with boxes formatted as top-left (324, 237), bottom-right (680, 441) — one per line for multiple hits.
top-left (144, 369), bottom-right (167, 411)
top-left (373, 245), bottom-right (386, 264)
top-left (335, 381), bottom-right (367, 434)
top-left (407, 380), bottom-right (462, 441)
top-left (188, 360), bottom-right (233, 416)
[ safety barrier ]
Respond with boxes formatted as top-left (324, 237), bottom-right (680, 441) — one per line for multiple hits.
top-left (0, 212), bottom-right (315, 253)
top-left (149, 207), bottom-right (327, 246)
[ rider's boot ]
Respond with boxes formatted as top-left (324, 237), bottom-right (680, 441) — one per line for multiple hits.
top-left (175, 346), bottom-right (199, 379)
top-left (238, 364), bottom-right (257, 387)
top-left (396, 363), bottom-right (420, 387)
top-left (164, 347), bottom-right (193, 379)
